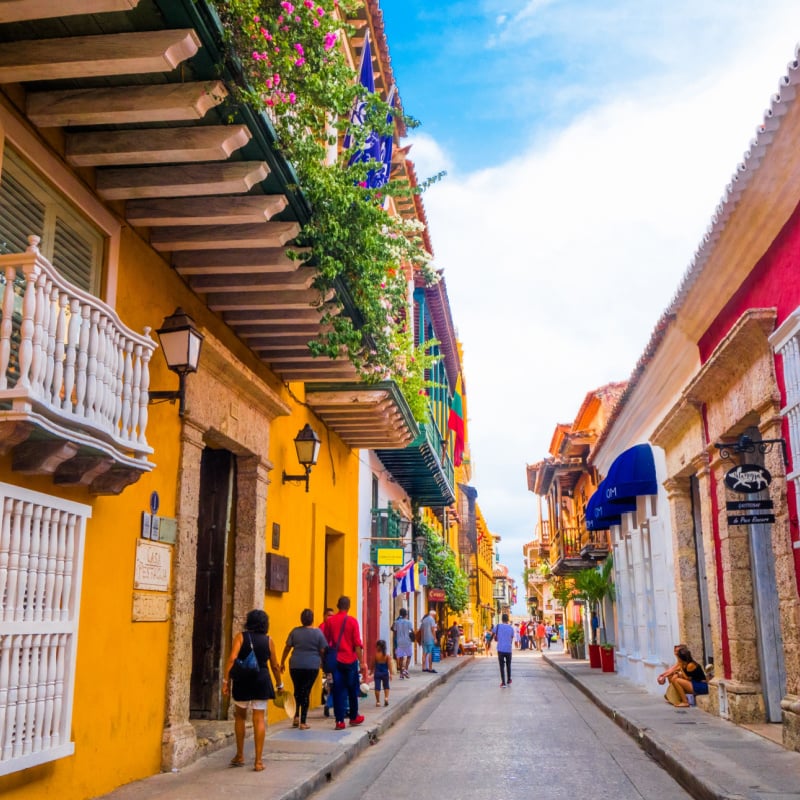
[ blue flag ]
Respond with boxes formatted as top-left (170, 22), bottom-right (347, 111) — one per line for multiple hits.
top-left (344, 34), bottom-right (394, 190)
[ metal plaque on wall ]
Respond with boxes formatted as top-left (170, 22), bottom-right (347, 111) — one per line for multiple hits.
top-left (266, 553), bottom-right (289, 593)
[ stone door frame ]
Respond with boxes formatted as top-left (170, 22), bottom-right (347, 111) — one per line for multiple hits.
top-left (160, 334), bottom-right (289, 769)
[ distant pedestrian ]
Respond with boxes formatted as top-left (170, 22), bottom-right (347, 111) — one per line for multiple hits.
top-left (536, 621), bottom-right (547, 652)
top-left (513, 623), bottom-right (521, 649)
top-left (545, 623), bottom-right (553, 649)
top-left (372, 639), bottom-right (392, 706)
top-left (492, 613), bottom-right (515, 687)
top-left (484, 627), bottom-right (493, 655)
top-left (320, 607), bottom-right (335, 716)
top-left (222, 609), bottom-right (282, 772)
top-left (391, 607), bottom-right (413, 678)
top-left (449, 621), bottom-right (461, 657)
top-left (420, 610), bottom-right (438, 673)
top-left (320, 596), bottom-right (366, 730)
top-left (520, 620), bottom-right (529, 650)
top-left (280, 608), bottom-right (328, 730)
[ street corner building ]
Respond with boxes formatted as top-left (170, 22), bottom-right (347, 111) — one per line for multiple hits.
top-left (0, 1), bottom-right (495, 798)
top-left (525, 46), bottom-right (800, 751)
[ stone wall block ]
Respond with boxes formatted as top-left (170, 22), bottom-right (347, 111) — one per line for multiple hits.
top-left (724, 568), bottom-right (754, 606)
top-left (728, 637), bottom-right (761, 683)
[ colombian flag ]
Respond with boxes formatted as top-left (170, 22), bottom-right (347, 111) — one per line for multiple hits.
top-left (448, 375), bottom-right (465, 467)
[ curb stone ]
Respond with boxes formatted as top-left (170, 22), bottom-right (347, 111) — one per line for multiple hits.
top-left (542, 654), bottom-right (745, 800)
top-left (273, 657), bottom-right (473, 800)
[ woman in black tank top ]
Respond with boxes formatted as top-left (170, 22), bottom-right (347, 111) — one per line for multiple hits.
top-left (223, 609), bottom-right (283, 771)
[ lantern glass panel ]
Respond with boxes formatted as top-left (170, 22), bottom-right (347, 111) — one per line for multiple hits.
top-left (158, 328), bottom-right (192, 371)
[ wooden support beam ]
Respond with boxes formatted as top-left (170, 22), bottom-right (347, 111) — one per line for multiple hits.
top-left (188, 268), bottom-right (315, 293)
top-left (128, 194), bottom-right (286, 226)
top-left (67, 125), bottom-right (251, 168)
top-left (96, 161), bottom-right (268, 200)
top-left (244, 334), bottom-right (319, 347)
top-left (0, 0), bottom-right (140, 23)
top-left (150, 221), bottom-right (299, 250)
top-left (0, 30), bottom-right (200, 83)
top-left (27, 81), bottom-right (227, 127)
top-left (207, 288), bottom-right (332, 311)
top-left (281, 368), bottom-right (358, 381)
top-left (306, 390), bottom-right (390, 405)
top-left (224, 308), bottom-right (332, 325)
top-left (173, 247), bottom-right (305, 274)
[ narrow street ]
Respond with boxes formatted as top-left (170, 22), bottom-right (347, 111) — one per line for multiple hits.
top-left (310, 651), bottom-right (690, 800)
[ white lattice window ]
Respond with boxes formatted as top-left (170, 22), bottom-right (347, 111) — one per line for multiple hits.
top-left (770, 309), bottom-right (800, 519)
top-left (0, 483), bottom-right (91, 776)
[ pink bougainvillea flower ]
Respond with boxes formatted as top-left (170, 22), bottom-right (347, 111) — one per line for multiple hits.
top-left (304, 0), bottom-right (314, 6)
top-left (274, 73), bottom-right (281, 85)
top-left (312, 18), bottom-right (320, 27)
top-left (317, 6), bottom-right (325, 15)
top-left (289, 92), bottom-right (297, 104)
top-left (280, 1), bottom-right (295, 12)
top-left (294, 43), bottom-right (304, 55)
top-left (253, 15), bottom-right (260, 22)
top-left (294, 57), bottom-right (306, 66)
top-left (323, 31), bottom-right (337, 50)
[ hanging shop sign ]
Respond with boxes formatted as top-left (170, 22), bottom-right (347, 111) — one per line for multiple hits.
top-left (428, 588), bottom-right (446, 602)
top-left (724, 464), bottom-right (772, 494)
top-left (375, 547), bottom-right (404, 566)
top-left (726, 499), bottom-right (774, 511)
top-left (727, 513), bottom-right (776, 526)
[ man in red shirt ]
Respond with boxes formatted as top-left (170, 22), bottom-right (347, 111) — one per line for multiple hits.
top-left (320, 595), bottom-right (365, 729)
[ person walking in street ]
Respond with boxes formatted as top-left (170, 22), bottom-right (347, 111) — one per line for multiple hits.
top-left (222, 609), bottom-right (282, 772)
top-left (280, 608), bottom-right (328, 730)
top-left (449, 620), bottom-right (461, 657)
top-left (484, 627), bottom-right (493, 655)
top-left (320, 596), bottom-right (366, 730)
top-left (513, 623), bottom-right (521, 649)
top-left (536, 620), bottom-right (547, 653)
top-left (420, 609), bottom-right (438, 672)
top-left (391, 607), bottom-right (413, 678)
top-left (372, 639), bottom-right (392, 706)
top-left (545, 623), bottom-right (553, 649)
top-left (493, 613), bottom-right (515, 687)
top-left (520, 620), bottom-right (529, 651)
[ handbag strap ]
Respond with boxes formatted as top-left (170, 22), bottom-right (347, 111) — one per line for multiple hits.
top-left (332, 616), bottom-right (348, 649)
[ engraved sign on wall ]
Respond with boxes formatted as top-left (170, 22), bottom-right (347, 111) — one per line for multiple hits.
top-left (266, 553), bottom-right (289, 593)
top-left (132, 591), bottom-right (170, 622)
top-left (134, 540), bottom-right (172, 591)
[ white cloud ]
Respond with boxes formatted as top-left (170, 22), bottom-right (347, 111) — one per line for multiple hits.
top-left (413, 14), bottom-right (800, 608)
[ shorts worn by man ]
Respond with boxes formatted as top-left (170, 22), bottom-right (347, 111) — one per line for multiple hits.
top-left (420, 612), bottom-right (437, 673)
top-left (493, 614), bottom-right (515, 687)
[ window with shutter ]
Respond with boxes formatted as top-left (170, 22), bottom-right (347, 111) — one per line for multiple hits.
top-left (0, 149), bottom-right (103, 293)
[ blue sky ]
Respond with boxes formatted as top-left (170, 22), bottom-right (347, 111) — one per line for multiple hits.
top-left (379, 0), bottom-right (800, 610)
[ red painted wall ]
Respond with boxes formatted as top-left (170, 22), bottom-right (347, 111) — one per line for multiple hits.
top-left (697, 197), bottom-right (800, 608)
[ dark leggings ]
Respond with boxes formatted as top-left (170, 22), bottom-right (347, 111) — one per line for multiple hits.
top-left (290, 667), bottom-right (319, 723)
top-left (498, 651), bottom-right (511, 684)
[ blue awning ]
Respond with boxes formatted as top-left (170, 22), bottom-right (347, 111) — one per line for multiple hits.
top-left (585, 480), bottom-right (635, 530)
top-left (603, 443), bottom-right (658, 505)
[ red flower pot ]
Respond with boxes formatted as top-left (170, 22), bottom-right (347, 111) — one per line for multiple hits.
top-left (600, 645), bottom-right (615, 672)
top-left (588, 643), bottom-right (602, 669)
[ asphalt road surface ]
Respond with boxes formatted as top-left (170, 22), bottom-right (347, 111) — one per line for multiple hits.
top-left (310, 650), bottom-right (692, 800)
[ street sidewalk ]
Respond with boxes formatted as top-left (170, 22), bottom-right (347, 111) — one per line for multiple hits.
top-left (95, 656), bottom-right (472, 800)
top-left (542, 651), bottom-right (800, 800)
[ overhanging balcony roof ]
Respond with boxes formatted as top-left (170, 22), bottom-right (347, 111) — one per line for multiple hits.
top-left (375, 422), bottom-right (455, 506)
top-left (304, 381), bottom-right (418, 450)
top-left (0, 0), bottom-right (374, 384)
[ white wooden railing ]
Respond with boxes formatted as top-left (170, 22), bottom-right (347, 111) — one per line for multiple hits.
top-left (0, 237), bottom-right (155, 459)
top-left (0, 483), bottom-right (91, 775)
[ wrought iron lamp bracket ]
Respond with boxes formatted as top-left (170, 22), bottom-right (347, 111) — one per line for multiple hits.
top-left (713, 434), bottom-right (789, 469)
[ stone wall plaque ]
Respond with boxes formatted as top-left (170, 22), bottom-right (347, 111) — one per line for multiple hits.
top-left (134, 540), bottom-right (172, 591)
top-left (159, 517), bottom-right (177, 545)
top-left (266, 553), bottom-right (289, 593)
top-left (132, 591), bottom-right (170, 622)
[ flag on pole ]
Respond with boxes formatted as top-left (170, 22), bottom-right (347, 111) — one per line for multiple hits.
top-left (392, 561), bottom-right (418, 597)
top-left (448, 375), bottom-right (465, 467)
top-left (343, 33), bottom-right (395, 190)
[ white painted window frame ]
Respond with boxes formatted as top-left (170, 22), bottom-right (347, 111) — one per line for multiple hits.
top-left (770, 307), bottom-right (800, 546)
top-left (0, 482), bottom-right (91, 776)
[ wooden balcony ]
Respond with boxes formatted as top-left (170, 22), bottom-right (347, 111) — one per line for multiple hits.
top-left (549, 526), bottom-right (599, 575)
top-left (0, 238), bottom-right (155, 494)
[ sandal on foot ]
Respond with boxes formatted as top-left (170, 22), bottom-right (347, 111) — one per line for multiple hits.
top-left (384, 700), bottom-right (389, 706)
top-left (299, 723), bottom-right (310, 730)
top-left (254, 762), bottom-right (265, 772)
top-left (376, 701), bottom-right (381, 707)
top-left (292, 717), bottom-right (300, 728)
top-left (229, 757), bottom-right (245, 767)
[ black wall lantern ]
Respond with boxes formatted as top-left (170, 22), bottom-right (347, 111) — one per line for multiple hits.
top-left (282, 424), bottom-right (321, 492)
top-left (149, 308), bottom-right (204, 416)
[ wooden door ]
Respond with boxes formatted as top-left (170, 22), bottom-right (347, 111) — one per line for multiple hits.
top-left (190, 448), bottom-right (234, 719)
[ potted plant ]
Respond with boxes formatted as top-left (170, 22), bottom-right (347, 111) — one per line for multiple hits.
top-left (573, 557), bottom-right (615, 669)
top-left (567, 623), bottom-right (585, 659)
top-left (600, 642), bottom-right (615, 672)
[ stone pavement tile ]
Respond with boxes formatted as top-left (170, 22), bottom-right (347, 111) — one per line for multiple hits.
top-left (95, 658), bottom-right (471, 800)
top-left (543, 652), bottom-right (800, 800)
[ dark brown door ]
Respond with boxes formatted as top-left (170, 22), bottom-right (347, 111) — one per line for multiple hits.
top-left (190, 448), bottom-right (234, 719)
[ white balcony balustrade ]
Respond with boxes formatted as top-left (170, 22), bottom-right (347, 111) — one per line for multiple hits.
top-left (0, 237), bottom-right (156, 493)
